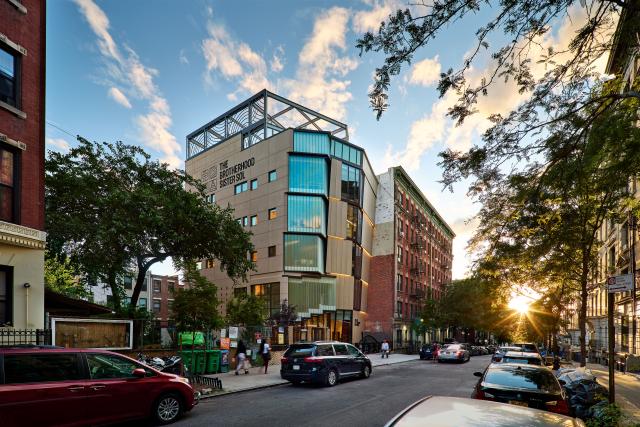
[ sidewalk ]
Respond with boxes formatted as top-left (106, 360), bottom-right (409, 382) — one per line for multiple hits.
top-left (583, 363), bottom-right (640, 424)
top-left (200, 352), bottom-right (419, 398)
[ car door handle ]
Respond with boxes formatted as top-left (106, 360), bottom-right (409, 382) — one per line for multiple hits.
top-left (67, 386), bottom-right (85, 392)
top-left (90, 385), bottom-right (106, 390)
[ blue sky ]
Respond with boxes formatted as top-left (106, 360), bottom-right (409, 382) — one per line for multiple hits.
top-left (46, 0), bottom-right (602, 279)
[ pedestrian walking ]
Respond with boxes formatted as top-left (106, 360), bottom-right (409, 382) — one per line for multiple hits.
top-left (261, 338), bottom-right (271, 374)
top-left (381, 339), bottom-right (390, 358)
top-left (235, 339), bottom-right (249, 375)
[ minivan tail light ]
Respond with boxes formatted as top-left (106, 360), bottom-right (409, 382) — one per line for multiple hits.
top-left (303, 356), bottom-right (324, 363)
top-left (280, 357), bottom-right (288, 364)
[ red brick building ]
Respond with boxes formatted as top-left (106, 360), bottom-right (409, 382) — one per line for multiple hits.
top-left (368, 167), bottom-right (454, 349)
top-left (0, 0), bottom-right (47, 330)
top-left (150, 274), bottom-right (180, 328)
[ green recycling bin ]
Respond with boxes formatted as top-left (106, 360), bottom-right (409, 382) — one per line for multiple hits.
top-left (180, 350), bottom-right (206, 375)
top-left (205, 350), bottom-right (221, 374)
top-left (179, 350), bottom-right (195, 373)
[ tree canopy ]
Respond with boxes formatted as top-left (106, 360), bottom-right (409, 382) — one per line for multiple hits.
top-left (171, 262), bottom-right (223, 332)
top-left (225, 293), bottom-right (267, 327)
top-left (46, 139), bottom-right (254, 312)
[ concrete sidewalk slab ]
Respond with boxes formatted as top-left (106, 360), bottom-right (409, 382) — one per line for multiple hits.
top-left (199, 352), bottom-right (420, 398)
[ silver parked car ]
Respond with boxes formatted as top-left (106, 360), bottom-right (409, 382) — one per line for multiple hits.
top-left (437, 344), bottom-right (470, 363)
top-left (384, 396), bottom-right (585, 427)
top-left (498, 351), bottom-right (545, 365)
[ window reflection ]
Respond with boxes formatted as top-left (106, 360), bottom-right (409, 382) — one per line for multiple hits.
top-left (289, 156), bottom-right (327, 195)
top-left (288, 195), bottom-right (326, 235)
top-left (284, 234), bottom-right (324, 273)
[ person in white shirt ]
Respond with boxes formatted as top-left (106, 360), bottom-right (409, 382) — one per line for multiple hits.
top-left (381, 340), bottom-right (390, 358)
top-left (261, 339), bottom-right (271, 374)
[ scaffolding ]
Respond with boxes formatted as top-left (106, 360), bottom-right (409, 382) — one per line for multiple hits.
top-left (186, 90), bottom-right (349, 159)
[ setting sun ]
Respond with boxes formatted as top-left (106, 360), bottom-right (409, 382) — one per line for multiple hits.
top-left (509, 295), bottom-right (532, 314)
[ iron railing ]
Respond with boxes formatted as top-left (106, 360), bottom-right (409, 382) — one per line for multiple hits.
top-left (0, 328), bottom-right (52, 346)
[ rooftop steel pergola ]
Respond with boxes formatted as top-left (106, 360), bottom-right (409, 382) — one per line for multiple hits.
top-left (186, 89), bottom-right (349, 159)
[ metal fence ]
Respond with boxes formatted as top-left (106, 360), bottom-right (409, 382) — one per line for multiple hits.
top-left (0, 329), bottom-right (52, 346)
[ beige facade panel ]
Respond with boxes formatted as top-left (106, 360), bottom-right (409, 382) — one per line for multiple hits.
top-left (363, 174), bottom-right (377, 222)
top-left (362, 252), bottom-right (371, 284)
top-left (329, 158), bottom-right (342, 199)
top-left (326, 237), bottom-right (352, 275)
top-left (335, 275), bottom-right (354, 310)
top-left (328, 198), bottom-right (347, 239)
top-left (362, 216), bottom-right (374, 254)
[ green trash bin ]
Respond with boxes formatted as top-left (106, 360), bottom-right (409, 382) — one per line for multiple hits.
top-left (192, 350), bottom-right (206, 374)
top-left (205, 350), bottom-right (221, 374)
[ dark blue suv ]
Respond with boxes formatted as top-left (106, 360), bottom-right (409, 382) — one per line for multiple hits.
top-left (280, 341), bottom-right (372, 386)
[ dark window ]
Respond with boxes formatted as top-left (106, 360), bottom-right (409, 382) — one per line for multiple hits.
top-left (0, 45), bottom-right (18, 107)
top-left (168, 282), bottom-right (175, 293)
top-left (4, 354), bottom-right (83, 384)
top-left (268, 245), bottom-right (276, 257)
top-left (233, 287), bottom-right (247, 297)
top-left (0, 146), bottom-right (17, 223)
top-left (123, 276), bottom-right (132, 290)
top-left (268, 170), bottom-right (277, 182)
top-left (153, 300), bottom-right (161, 313)
top-left (483, 366), bottom-right (561, 393)
top-left (333, 344), bottom-right (349, 356)
top-left (0, 266), bottom-right (12, 325)
top-left (250, 179), bottom-right (258, 190)
top-left (234, 181), bottom-right (248, 194)
top-left (347, 345), bottom-right (361, 356)
top-left (153, 280), bottom-right (161, 293)
top-left (251, 282), bottom-right (280, 317)
top-left (139, 297), bottom-right (147, 308)
top-left (316, 345), bottom-right (335, 357)
top-left (341, 164), bottom-right (361, 204)
top-left (141, 279), bottom-right (147, 292)
top-left (346, 204), bottom-right (361, 242)
top-left (353, 279), bottom-right (362, 311)
top-left (396, 301), bottom-right (402, 316)
top-left (352, 244), bottom-right (362, 279)
top-left (87, 353), bottom-right (152, 379)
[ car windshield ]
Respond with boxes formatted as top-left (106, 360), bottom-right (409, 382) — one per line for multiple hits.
top-left (484, 366), bottom-right (561, 393)
top-left (502, 357), bottom-right (542, 365)
top-left (499, 347), bottom-right (522, 353)
top-left (284, 345), bottom-right (315, 357)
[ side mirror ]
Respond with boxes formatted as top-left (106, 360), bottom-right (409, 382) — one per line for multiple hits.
top-left (132, 368), bottom-right (146, 378)
top-left (473, 371), bottom-right (483, 378)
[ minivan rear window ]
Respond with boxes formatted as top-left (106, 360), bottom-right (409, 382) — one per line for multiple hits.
top-left (4, 353), bottom-right (83, 384)
top-left (284, 345), bottom-right (315, 357)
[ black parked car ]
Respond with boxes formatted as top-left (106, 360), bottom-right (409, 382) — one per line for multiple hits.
top-left (419, 343), bottom-right (441, 360)
top-left (471, 363), bottom-right (570, 416)
top-left (280, 341), bottom-right (372, 387)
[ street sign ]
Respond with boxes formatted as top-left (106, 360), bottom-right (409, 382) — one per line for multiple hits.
top-left (607, 274), bottom-right (634, 293)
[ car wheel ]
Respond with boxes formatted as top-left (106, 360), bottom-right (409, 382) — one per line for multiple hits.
top-left (325, 369), bottom-right (338, 387)
top-left (361, 365), bottom-right (371, 379)
top-left (153, 393), bottom-right (183, 425)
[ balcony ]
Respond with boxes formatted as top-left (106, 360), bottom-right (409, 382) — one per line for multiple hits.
top-left (410, 266), bottom-right (426, 277)
top-left (411, 239), bottom-right (426, 251)
top-left (409, 287), bottom-right (426, 300)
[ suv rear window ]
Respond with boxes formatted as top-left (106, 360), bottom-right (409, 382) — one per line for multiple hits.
top-left (284, 345), bottom-right (315, 357)
top-left (502, 357), bottom-right (542, 365)
top-left (4, 353), bottom-right (83, 384)
top-left (484, 366), bottom-right (560, 393)
top-left (446, 345), bottom-right (461, 351)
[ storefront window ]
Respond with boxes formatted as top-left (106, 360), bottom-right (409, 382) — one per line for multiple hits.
top-left (288, 195), bottom-right (326, 235)
top-left (289, 155), bottom-right (327, 195)
top-left (284, 234), bottom-right (324, 273)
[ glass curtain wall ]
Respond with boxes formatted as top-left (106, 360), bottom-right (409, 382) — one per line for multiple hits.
top-left (288, 195), bottom-right (326, 235)
top-left (294, 132), bottom-right (330, 154)
top-left (289, 155), bottom-right (328, 195)
top-left (284, 234), bottom-right (324, 273)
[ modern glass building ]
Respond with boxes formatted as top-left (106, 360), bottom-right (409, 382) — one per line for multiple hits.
top-left (185, 90), bottom-right (377, 345)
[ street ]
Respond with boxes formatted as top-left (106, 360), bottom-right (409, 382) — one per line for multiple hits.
top-left (175, 355), bottom-right (493, 427)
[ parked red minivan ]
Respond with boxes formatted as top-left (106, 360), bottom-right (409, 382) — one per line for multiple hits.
top-left (0, 346), bottom-right (198, 426)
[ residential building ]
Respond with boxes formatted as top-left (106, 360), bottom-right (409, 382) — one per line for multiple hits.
top-left (90, 270), bottom-right (153, 312)
top-left (0, 0), bottom-right (47, 331)
top-left (186, 90), bottom-right (378, 345)
top-left (150, 273), bottom-right (182, 345)
top-left (369, 166), bottom-right (454, 349)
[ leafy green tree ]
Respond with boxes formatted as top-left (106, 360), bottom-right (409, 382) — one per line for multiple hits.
top-left (226, 293), bottom-right (267, 327)
top-left (44, 253), bottom-right (90, 299)
top-left (172, 263), bottom-right (222, 333)
top-left (46, 138), bottom-right (254, 312)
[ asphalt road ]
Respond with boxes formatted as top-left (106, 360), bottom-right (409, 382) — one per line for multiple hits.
top-left (174, 355), bottom-right (494, 427)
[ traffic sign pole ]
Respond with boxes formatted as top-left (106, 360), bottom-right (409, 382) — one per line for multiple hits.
top-left (608, 290), bottom-right (615, 404)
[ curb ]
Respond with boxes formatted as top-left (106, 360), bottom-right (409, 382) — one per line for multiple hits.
top-left (197, 357), bottom-right (420, 400)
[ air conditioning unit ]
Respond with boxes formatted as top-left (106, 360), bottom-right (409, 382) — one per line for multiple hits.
top-left (399, 231), bottom-right (405, 238)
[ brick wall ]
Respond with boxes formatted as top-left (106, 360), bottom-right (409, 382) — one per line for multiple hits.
top-left (0, 0), bottom-right (46, 231)
top-left (367, 254), bottom-right (395, 337)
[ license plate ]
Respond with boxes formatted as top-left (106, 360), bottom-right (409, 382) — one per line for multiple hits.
top-left (509, 400), bottom-right (528, 407)
top-left (293, 365), bottom-right (300, 370)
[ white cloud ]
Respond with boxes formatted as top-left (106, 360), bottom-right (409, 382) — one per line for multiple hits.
top-left (74, 0), bottom-right (181, 168)
top-left (46, 137), bottom-right (71, 153)
top-left (408, 56), bottom-right (441, 87)
top-left (282, 7), bottom-right (358, 120)
top-left (108, 87), bottom-right (132, 108)
top-left (353, 0), bottom-right (398, 33)
top-left (270, 45), bottom-right (285, 73)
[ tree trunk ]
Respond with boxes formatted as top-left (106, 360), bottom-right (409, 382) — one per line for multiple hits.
top-left (579, 255), bottom-right (589, 367)
top-left (107, 270), bottom-right (121, 311)
top-left (129, 258), bottom-right (149, 315)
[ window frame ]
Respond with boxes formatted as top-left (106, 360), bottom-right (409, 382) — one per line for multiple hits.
top-left (0, 143), bottom-right (20, 224)
top-left (268, 170), bottom-right (277, 182)
top-left (250, 178), bottom-right (258, 191)
top-left (268, 245), bottom-right (276, 257)
top-left (268, 208), bottom-right (277, 220)
top-left (0, 42), bottom-right (21, 110)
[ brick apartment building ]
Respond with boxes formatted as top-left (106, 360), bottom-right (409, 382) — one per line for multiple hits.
top-left (0, 0), bottom-right (47, 331)
top-left (150, 274), bottom-right (180, 327)
top-left (369, 167), bottom-right (454, 349)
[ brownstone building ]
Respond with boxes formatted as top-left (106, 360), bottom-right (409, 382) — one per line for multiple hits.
top-left (0, 0), bottom-right (47, 330)
top-left (368, 167), bottom-right (454, 349)
top-left (150, 274), bottom-right (180, 327)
